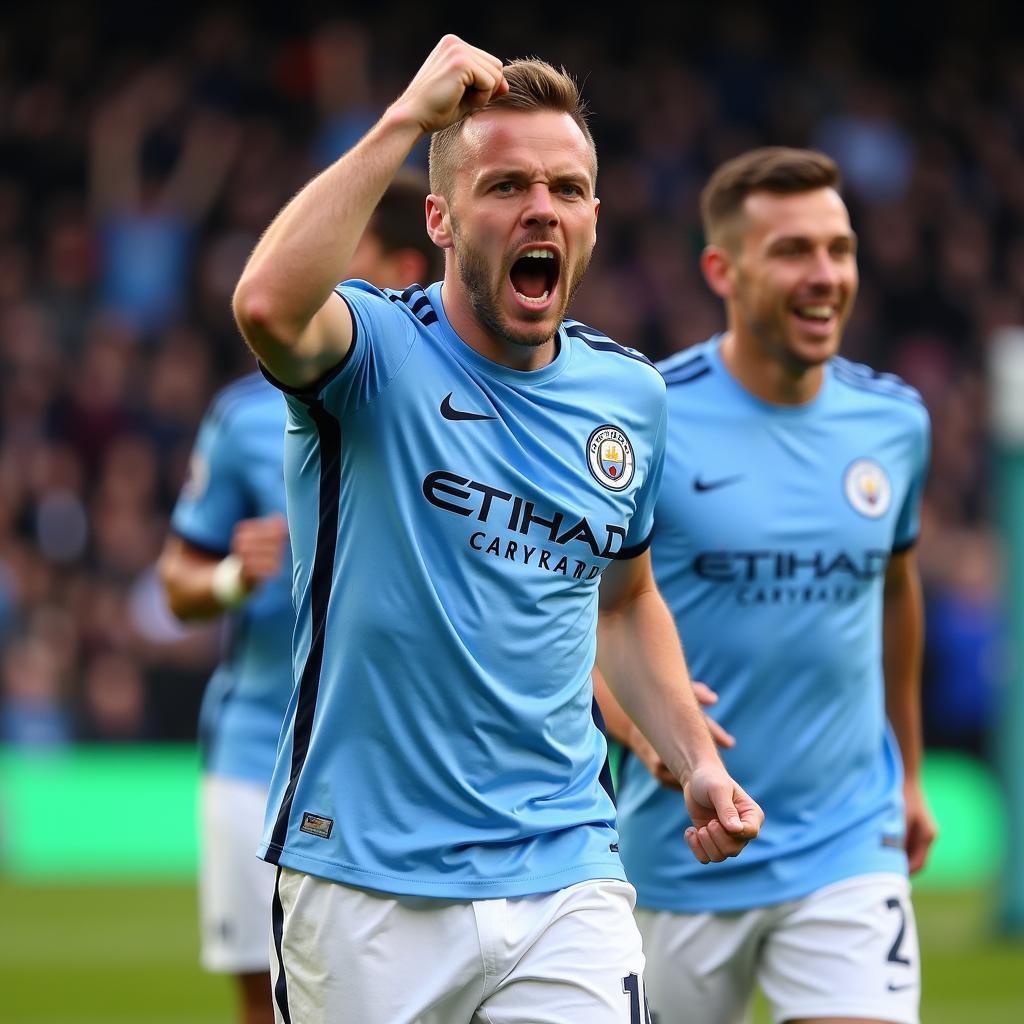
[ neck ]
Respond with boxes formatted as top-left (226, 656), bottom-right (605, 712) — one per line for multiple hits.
top-left (440, 276), bottom-right (557, 372)
top-left (719, 329), bottom-right (825, 406)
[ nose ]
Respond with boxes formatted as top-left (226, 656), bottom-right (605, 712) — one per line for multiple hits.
top-left (807, 248), bottom-right (843, 290)
top-left (521, 183), bottom-right (559, 228)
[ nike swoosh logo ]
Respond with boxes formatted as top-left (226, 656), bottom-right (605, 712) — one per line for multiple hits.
top-left (440, 393), bottom-right (497, 421)
top-left (886, 982), bottom-right (917, 992)
top-left (693, 474), bottom-right (744, 493)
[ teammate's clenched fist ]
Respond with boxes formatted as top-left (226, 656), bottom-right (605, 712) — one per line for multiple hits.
top-left (230, 513), bottom-right (288, 593)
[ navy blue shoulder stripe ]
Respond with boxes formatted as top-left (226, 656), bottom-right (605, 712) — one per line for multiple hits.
top-left (563, 323), bottom-right (655, 368)
top-left (832, 357), bottom-right (924, 405)
top-left (661, 356), bottom-right (712, 387)
top-left (563, 319), bottom-right (611, 342)
top-left (657, 347), bottom-right (709, 374)
top-left (387, 283), bottom-right (438, 326)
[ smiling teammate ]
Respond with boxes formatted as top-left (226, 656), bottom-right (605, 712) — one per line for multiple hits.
top-left (613, 148), bottom-right (935, 1024)
top-left (231, 35), bottom-right (762, 1024)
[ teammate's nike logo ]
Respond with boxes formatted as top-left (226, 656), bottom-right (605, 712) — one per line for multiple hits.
top-left (440, 393), bottom-right (497, 421)
top-left (693, 474), bottom-right (744, 492)
top-left (886, 981), bottom-right (917, 992)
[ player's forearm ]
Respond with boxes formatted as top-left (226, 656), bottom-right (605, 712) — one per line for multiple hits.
top-left (158, 539), bottom-right (247, 622)
top-left (233, 107), bottom-right (424, 351)
top-left (159, 560), bottom-right (225, 620)
top-left (883, 557), bottom-right (926, 781)
top-left (592, 667), bottom-right (638, 746)
top-left (597, 589), bottom-right (719, 785)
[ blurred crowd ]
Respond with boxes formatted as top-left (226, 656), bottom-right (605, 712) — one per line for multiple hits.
top-left (0, 5), bottom-right (1015, 754)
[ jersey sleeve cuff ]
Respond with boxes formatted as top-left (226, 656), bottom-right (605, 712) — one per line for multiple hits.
top-left (169, 526), bottom-right (231, 559)
top-left (892, 535), bottom-right (918, 554)
top-left (258, 289), bottom-right (358, 400)
top-left (613, 529), bottom-right (654, 560)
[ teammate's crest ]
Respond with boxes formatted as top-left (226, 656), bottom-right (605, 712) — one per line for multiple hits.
top-left (587, 425), bottom-right (635, 491)
top-left (181, 452), bottom-right (210, 502)
top-left (844, 459), bottom-right (891, 518)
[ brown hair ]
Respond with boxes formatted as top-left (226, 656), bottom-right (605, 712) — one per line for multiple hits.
top-left (369, 170), bottom-right (444, 280)
top-left (428, 58), bottom-right (596, 200)
top-left (700, 147), bottom-right (841, 249)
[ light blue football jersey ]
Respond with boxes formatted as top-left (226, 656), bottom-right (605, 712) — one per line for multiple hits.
top-left (171, 373), bottom-right (293, 786)
top-left (616, 335), bottom-right (930, 912)
top-left (258, 281), bottom-right (667, 899)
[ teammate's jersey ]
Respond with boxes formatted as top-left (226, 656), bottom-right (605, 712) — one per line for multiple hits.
top-left (171, 373), bottom-right (293, 786)
top-left (258, 280), bottom-right (666, 899)
top-left (617, 335), bottom-right (930, 913)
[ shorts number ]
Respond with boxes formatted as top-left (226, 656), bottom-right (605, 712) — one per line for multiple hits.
top-left (622, 973), bottom-right (653, 1024)
top-left (885, 896), bottom-right (912, 965)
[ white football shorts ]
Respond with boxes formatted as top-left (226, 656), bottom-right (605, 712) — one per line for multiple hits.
top-left (636, 872), bottom-right (919, 1024)
top-left (270, 868), bottom-right (652, 1023)
top-left (199, 773), bottom-right (276, 974)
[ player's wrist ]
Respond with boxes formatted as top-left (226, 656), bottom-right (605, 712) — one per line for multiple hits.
top-left (379, 101), bottom-right (430, 145)
top-left (211, 554), bottom-right (249, 609)
top-left (683, 753), bottom-right (726, 789)
top-left (625, 721), bottom-right (648, 753)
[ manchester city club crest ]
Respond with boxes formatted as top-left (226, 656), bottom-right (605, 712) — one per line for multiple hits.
top-left (844, 458), bottom-right (892, 518)
top-left (181, 451), bottom-right (210, 502)
top-left (587, 425), bottom-right (635, 491)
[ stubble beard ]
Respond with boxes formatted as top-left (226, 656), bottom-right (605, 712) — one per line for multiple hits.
top-left (451, 220), bottom-right (592, 351)
top-left (741, 277), bottom-right (846, 373)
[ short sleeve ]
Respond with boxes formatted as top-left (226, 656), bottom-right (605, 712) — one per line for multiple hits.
top-left (618, 396), bottom-right (668, 560)
top-left (261, 281), bottom-right (420, 417)
top-left (170, 405), bottom-right (250, 554)
top-left (893, 407), bottom-right (931, 552)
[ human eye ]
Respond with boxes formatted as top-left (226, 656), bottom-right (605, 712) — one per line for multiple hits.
top-left (491, 181), bottom-right (516, 194)
top-left (557, 181), bottom-right (585, 198)
top-left (831, 237), bottom-right (856, 258)
top-left (772, 239), bottom-right (809, 259)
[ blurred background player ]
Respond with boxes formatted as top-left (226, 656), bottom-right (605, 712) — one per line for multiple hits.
top-left (156, 172), bottom-right (440, 1024)
top-left (608, 148), bottom-right (936, 1024)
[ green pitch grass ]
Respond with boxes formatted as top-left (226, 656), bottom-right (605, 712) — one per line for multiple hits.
top-left (0, 880), bottom-right (232, 1024)
top-left (0, 880), bottom-right (1019, 1023)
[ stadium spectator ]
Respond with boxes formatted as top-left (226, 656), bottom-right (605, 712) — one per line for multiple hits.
top-left (231, 36), bottom-right (761, 1023)
top-left (607, 147), bottom-right (935, 1024)
top-left (1, 633), bottom-right (70, 746)
top-left (89, 64), bottom-right (239, 334)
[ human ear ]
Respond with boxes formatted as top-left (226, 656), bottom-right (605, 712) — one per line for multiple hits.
top-left (700, 246), bottom-right (734, 299)
top-left (425, 194), bottom-right (454, 249)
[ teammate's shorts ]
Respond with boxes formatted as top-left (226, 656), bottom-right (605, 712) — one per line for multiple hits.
top-left (636, 872), bottom-right (919, 1024)
top-left (199, 773), bottom-right (276, 974)
top-left (270, 868), bottom-right (652, 1024)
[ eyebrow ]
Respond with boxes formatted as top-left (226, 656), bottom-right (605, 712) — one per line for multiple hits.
top-left (477, 168), bottom-right (594, 191)
top-left (766, 230), bottom-right (858, 248)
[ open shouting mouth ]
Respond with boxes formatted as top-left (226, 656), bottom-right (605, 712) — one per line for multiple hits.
top-left (509, 245), bottom-right (561, 312)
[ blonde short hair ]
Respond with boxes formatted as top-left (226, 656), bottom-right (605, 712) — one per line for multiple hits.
top-left (428, 58), bottom-right (596, 200)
